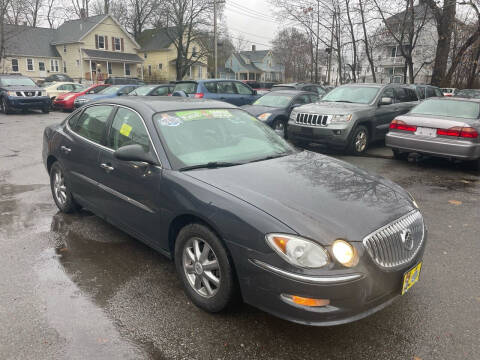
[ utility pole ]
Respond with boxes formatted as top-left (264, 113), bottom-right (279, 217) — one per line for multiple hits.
top-left (327, 10), bottom-right (335, 84)
top-left (214, 0), bottom-right (217, 78)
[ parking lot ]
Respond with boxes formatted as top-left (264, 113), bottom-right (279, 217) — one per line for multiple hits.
top-left (1, 110), bottom-right (479, 360)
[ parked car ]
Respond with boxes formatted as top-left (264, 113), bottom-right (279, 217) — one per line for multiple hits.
top-left (128, 84), bottom-right (174, 96)
top-left (44, 82), bottom-right (85, 101)
top-left (0, 74), bottom-right (50, 114)
top-left (74, 85), bottom-right (139, 108)
top-left (441, 88), bottom-right (457, 97)
top-left (173, 80), bottom-right (260, 106)
top-left (453, 89), bottom-right (480, 99)
top-left (272, 83), bottom-right (328, 97)
top-left (409, 84), bottom-right (443, 100)
top-left (242, 81), bottom-right (275, 95)
top-left (241, 90), bottom-right (319, 137)
top-left (288, 83), bottom-right (419, 154)
top-left (42, 96), bottom-right (426, 326)
top-left (53, 84), bottom-right (110, 111)
top-left (43, 73), bottom-right (74, 83)
top-left (104, 77), bottom-right (145, 85)
top-left (386, 97), bottom-right (480, 169)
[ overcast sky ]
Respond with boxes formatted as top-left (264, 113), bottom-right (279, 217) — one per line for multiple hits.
top-left (223, 0), bottom-right (283, 51)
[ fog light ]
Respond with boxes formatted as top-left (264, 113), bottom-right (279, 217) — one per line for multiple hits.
top-left (334, 130), bottom-right (342, 135)
top-left (285, 294), bottom-right (330, 307)
top-left (332, 239), bottom-right (357, 267)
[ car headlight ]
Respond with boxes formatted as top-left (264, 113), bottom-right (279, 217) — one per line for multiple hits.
top-left (331, 114), bottom-right (352, 123)
top-left (331, 239), bottom-right (358, 267)
top-left (257, 113), bottom-right (272, 121)
top-left (290, 110), bottom-right (298, 120)
top-left (7, 91), bottom-right (17, 97)
top-left (266, 234), bottom-right (329, 268)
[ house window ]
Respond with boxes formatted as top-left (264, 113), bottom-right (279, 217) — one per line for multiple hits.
top-left (63, 61), bottom-right (67, 73)
top-left (148, 65), bottom-right (152, 76)
top-left (76, 59), bottom-right (80, 66)
top-left (91, 61), bottom-right (96, 71)
top-left (391, 46), bottom-right (397, 58)
top-left (114, 37), bottom-right (121, 51)
top-left (144, 53), bottom-right (147, 59)
top-left (63, 45), bottom-right (67, 53)
top-left (11, 59), bottom-right (19, 72)
top-left (26, 58), bottom-right (34, 71)
top-left (107, 62), bottom-right (112, 75)
top-left (39, 62), bottom-right (45, 71)
top-left (192, 46), bottom-right (197, 57)
top-left (124, 63), bottom-right (130, 76)
top-left (50, 59), bottom-right (59, 72)
top-left (98, 35), bottom-right (105, 49)
top-left (158, 63), bottom-right (162, 70)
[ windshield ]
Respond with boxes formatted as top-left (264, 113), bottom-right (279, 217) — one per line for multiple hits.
top-left (98, 86), bottom-right (122, 95)
top-left (154, 109), bottom-right (294, 169)
top-left (131, 85), bottom-right (156, 96)
top-left (411, 99), bottom-right (480, 119)
top-left (1, 77), bottom-right (36, 86)
top-left (253, 94), bottom-right (293, 107)
top-left (321, 86), bottom-right (379, 104)
top-left (174, 82), bottom-right (197, 94)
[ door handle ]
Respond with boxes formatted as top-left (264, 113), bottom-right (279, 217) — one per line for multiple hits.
top-left (60, 145), bottom-right (71, 154)
top-left (100, 163), bottom-right (114, 173)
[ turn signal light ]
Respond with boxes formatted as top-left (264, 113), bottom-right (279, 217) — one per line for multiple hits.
top-left (194, 92), bottom-right (204, 98)
top-left (389, 119), bottom-right (417, 132)
top-left (437, 126), bottom-right (478, 138)
top-left (289, 295), bottom-right (330, 307)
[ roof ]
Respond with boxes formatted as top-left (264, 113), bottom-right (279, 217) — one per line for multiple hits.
top-left (232, 53), bottom-right (261, 72)
top-left (3, 24), bottom-right (61, 58)
top-left (138, 28), bottom-right (176, 51)
top-left (264, 90), bottom-right (314, 95)
top-left (239, 50), bottom-right (270, 63)
top-left (53, 14), bottom-right (106, 44)
top-left (82, 49), bottom-right (144, 63)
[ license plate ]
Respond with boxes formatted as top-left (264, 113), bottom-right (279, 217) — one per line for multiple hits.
top-left (415, 127), bottom-right (436, 137)
top-left (402, 262), bottom-right (422, 295)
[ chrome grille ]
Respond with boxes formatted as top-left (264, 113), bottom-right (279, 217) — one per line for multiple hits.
top-left (15, 91), bottom-right (42, 97)
top-left (362, 210), bottom-right (425, 269)
top-left (295, 113), bottom-right (330, 126)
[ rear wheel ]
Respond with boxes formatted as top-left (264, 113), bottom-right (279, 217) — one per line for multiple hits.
top-left (49, 162), bottom-right (79, 213)
top-left (175, 223), bottom-right (238, 313)
top-left (348, 125), bottom-right (369, 155)
top-left (392, 149), bottom-right (409, 160)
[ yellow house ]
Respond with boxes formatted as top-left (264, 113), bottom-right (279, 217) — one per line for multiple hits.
top-left (1, 14), bottom-right (144, 83)
top-left (138, 28), bottom-right (208, 82)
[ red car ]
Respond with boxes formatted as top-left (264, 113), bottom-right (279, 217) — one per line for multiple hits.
top-left (53, 84), bottom-right (110, 111)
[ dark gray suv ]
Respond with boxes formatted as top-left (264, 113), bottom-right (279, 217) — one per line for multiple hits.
top-left (288, 84), bottom-right (418, 154)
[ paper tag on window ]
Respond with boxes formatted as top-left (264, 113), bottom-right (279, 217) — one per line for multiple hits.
top-left (120, 123), bottom-right (132, 137)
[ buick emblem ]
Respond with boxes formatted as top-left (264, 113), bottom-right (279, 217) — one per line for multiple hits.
top-left (400, 229), bottom-right (414, 251)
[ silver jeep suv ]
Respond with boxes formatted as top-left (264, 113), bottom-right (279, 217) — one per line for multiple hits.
top-left (287, 83), bottom-right (418, 154)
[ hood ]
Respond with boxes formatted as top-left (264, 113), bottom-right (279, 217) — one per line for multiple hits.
top-left (185, 151), bottom-right (415, 243)
top-left (241, 105), bottom-right (284, 117)
top-left (296, 101), bottom-right (368, 114)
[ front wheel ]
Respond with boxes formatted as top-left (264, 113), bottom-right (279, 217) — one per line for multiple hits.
top-left (348, 125), bottom-right (369, 155)
top-left (272, 118), bottom-right (286, 138)
top-left (175, 223), bottom-right (238, 313)
top-left (1, 97), bottom-right (12, 114)
top-left (42, 107), bottom-right (50, 114)
top-left (49, 162), bottom-right (79, 213)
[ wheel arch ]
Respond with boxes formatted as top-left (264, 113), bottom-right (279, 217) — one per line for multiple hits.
top-left (46, 155), bottom-right (58, 173)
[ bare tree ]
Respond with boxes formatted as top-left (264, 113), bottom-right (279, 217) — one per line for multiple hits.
top-left (26, 0), bottom-right (42, 27)
top-left (0, 0), bottom-right (11, 72)
top-left (358, 0), bottom-right (377, 82)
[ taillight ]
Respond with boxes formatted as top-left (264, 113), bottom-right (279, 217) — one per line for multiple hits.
top-left (390, 119), bottom-right (417, 132)
top-left (194, 93), bottom-right (204, 98)
top-left (437, 126), bottom-right (478, 138)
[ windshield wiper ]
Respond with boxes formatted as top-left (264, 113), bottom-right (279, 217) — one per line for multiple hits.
top-left (334, 100), bottom-right (354, 103)
top-left (179, 161), bottom-right (241, 171)
top-left (246, 152), bottom-right (291, 164)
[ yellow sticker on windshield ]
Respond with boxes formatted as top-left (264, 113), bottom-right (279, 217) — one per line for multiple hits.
top-left (120, 123), bottom-right (133, 137)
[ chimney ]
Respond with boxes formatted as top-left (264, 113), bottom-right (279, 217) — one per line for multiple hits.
top-left (252, 45), bottom-right (256, 52)
top-left (80, 8), bottom-right (86, 20)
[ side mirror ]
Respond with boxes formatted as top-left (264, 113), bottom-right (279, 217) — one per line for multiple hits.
top-left (252, 89), bottom-right (257, 95)
top-left (379, 97), bottom-right (393, 106)
top-left (114, 144), bottom-right (157, 164)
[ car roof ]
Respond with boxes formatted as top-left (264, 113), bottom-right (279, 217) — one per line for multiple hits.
top-left (94, 96), bottom-right (238, 113)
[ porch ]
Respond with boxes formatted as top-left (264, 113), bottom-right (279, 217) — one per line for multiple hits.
top-left (82, 49), bottom-right (144, 82)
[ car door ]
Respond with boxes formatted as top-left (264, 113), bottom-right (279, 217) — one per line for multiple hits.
top-left (60, 105), bottom-right (115, 209)
top-left (374, 87), bottom-right (399, 138)
top-left (96, 106), bottom-right (163, 244)
top-left (233, 82), bottom-right (258, 105)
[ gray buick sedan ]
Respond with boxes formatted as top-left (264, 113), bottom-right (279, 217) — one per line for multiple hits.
top-left (386, 97), bottom-right (480, 169)
top-left (43, 97), bottom-right (426, 326)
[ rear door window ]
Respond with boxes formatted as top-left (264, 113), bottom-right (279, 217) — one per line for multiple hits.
top-left (175, 82), bottom-right (197, 94)
top-left (203, 82), bottom-right (217, 93)
top-left (217, 81), bottom-right (237, 94)
top-left (426, 87), bottom-right (436, 98)
top-left (151, 86), bottom-right (169, 96)
top-left (417, 87), bottom-right (426, 99)
top-left (72, 105), bottom-right (113, 144)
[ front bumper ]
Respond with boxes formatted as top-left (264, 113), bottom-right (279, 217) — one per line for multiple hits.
top-left (53, 99), bottom-right (74, 110)
top-left (6, 96), bottom-right (50, 109)
top-left (288, 123), bottom-right (351, 148)
top-left (228, 238), bottom-right (426, 326)
top-left (386, 131), bottom-right (480, 160)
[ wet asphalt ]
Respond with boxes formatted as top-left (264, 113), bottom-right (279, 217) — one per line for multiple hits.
top-left (0, 110), bottom-right (479, 360)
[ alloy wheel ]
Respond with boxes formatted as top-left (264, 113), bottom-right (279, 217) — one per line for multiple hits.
top-left (182, 237), bottom-right (221, 298)
top-left (53, 169), bottom-right (67, 206)
top-left (354, 130), bottom-right (367, 153)
top-left (274, 120), bottom-right (285, 138)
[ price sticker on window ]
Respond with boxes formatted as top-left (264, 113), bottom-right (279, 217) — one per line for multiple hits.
top-left (120, 123), bottom-right (133, 137)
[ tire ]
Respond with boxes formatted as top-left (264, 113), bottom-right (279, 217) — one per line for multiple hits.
top-left (272, 118), bottom-right (287, 138)
top-left (49, 161), bottom-right (79, 213)
top-left (175, 223), bottom-right (238, 313)
top-left (348, 125), bottom-right (369, 155)
top-left (1, 97), bottom-right (12, 114)
top-left (470, 158), bottom-right (480, 172)
top-left (392, 148), bottom-right (409, 160)
top-left (42, 107), bottom-right (50, 114)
